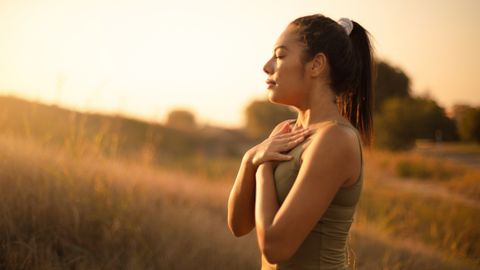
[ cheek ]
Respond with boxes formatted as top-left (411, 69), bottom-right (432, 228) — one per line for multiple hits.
top-left (272, 67), bottom-right (306, 105)
top-left (278, 62), bottom-right (304, 90)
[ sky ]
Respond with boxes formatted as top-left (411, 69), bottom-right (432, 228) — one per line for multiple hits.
top-left (0, 0), bottom-right (479, 129)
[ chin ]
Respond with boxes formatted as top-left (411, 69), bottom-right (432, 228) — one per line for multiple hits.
top-left (267, 90), bottom-right (282, 104)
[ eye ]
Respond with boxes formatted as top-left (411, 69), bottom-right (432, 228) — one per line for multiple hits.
top-left (274, 49), bottom-right (286, 59)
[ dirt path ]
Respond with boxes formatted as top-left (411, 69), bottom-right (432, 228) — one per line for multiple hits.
top-left (414, 142), bottom-right (480, 169)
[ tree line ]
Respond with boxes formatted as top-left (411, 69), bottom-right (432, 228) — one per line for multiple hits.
top-left (239, 60), bottom-right (480, 150)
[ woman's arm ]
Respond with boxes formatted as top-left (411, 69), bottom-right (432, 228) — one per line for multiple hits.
top-left (227, 148), bottom-right (258, 237)
top-left (227, 119), bottom-right (307, 237)
top-left (255, 162), bottom-right (279, 252)
top-left (254, 125), bottom-right (358, 264)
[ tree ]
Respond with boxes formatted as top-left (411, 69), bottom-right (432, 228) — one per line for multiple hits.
top-left (166, 109), bottom-right (197, 131)
top-left (374, 97), bottom-right (418, 150)
top-left (453, 105), bottom-right (480, 142)
top-left (374, 96), bottom-right (457, 150)
top-left (374, 61), bottom-right (411, 111)
top-left (413, 96), bottom-right (457, 142)
top-left (244, 99), bottom-right (297, 139)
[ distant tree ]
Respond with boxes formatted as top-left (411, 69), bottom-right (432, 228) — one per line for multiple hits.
top-left (374, 61), bottom-right (411, 111)
top-left (244, 99), bottom-right (297, 139)
top-left (413, 96), bottom-right (458, 142)
top-left (439, 116), bottom-right (459, 142)
top-left (374, 97), bottom-right (459, 150)
top-left (374, 97), bottom-right (417, 150)
top-left (453, 105), bottom-right (480, 142)
top-left (166, 109), bottom-right (197, 131)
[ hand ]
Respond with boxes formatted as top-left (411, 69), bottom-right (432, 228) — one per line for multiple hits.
top-left (248, 124), bottom-right (313, 169)
top-left (268, 119), bottom-right (303, 138)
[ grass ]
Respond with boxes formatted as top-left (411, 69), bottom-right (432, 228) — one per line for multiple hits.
top-left (445, 170), bottom-right (480, 201)
top-left (366, 149), bottom-right (480, 201)
top-left (0, 133), bottom-right (478, 269)
top-left (0, 134), bottom-right (259, 270)
top-left (395, 158), bottom-right (465, 180)
top-left (356, 183), bottom-right (480, 264)
top-left (0, 95), bottom-right (478, 269)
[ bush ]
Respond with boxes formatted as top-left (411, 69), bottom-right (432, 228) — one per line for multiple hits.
top-left (374, 98), bottom-right (418, 150)
top-left (374, 97), bottom-right (456, 150)
top-left (454, 105), bottom-right (480, 142)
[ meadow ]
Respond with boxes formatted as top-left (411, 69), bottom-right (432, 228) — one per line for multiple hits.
top-left (0, 96), bottom-right (478, 269)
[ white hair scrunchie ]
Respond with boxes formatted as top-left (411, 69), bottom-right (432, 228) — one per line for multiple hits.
top-left (337, 17), bottom-right (354, 36)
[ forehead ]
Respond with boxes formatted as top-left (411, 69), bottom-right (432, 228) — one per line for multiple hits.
top-left (273, 24), bottom-right (303, 50)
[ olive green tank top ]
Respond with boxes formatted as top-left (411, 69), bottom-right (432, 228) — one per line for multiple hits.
top-left (261, 120), bottom-right (363, 270)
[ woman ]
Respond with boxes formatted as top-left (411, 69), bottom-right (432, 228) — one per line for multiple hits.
top-left (227, 14), bottom-right (375, 270)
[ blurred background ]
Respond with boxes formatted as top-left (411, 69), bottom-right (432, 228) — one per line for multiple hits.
top-left (0, 0), bottom-right (479, 269)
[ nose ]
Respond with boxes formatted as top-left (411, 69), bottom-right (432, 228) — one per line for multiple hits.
top-left (263, 57), bottom-right (274, 75)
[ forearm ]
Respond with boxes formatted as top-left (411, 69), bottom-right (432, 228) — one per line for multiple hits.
top-left (255, 163), bottom-right (280, 252)
top-left (227, 149), bottom-right (257, 237)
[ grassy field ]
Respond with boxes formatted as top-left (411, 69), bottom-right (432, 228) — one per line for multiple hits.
top-left (0, 132), bottom-right (479, 269)
top-left (0, 95), bottom-right (478, 269)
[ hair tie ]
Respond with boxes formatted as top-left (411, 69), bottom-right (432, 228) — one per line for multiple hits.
top-left (337, 17), bottom-right (353, 35)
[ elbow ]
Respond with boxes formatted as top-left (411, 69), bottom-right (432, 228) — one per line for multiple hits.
top-left (260, 232), bottom-right (292, 264)
top-left (227, 218), bottom-right (252, 238)
top-left (228, 224), bottom-right (247, 238)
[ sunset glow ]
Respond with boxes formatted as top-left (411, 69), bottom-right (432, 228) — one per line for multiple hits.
top-left (1, 0), bottom-right (479, 128)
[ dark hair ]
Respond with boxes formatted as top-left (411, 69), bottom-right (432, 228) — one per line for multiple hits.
top-left (290, 14), bottom-right (376, 147)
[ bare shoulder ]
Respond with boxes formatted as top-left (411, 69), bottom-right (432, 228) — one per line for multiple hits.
top-left (306, 123), bottom-right (357, 156)
top-left (300, 123), bottom-right (361, 186)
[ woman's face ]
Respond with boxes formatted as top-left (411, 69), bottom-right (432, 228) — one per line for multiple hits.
top-left (263, 24), bottom-right (311, 107)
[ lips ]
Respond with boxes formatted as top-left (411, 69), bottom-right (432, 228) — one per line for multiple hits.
top-left (266, 79), bottom-right (276, 87)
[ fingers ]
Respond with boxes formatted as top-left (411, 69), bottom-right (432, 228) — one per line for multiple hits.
top-left (274, 130), bottom-right (314, 152)
top-left (291, 122), bottom-right (302, 132)
top-left (276, 128), bottom-right (312, 142)
top-left (269, 121), bottom-right (294, 138)
top-left (275, 127), bottom-right (311, 139)
top-left (282, 135), bottom-right (306, 149)
top-left (255, 127), bottom-right (314, 165)
top-left (272, 153), bottom-right (293, 161)
top-left (281, 122), bottom-right (292, 133)
top-left (252, 150), bottom-right (292, 166)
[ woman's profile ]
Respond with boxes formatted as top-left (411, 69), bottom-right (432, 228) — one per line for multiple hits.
top-left (227, 14), bottom-right (375, 270)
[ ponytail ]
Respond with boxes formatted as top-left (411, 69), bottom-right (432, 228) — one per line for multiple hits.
top-left (291, 15), bottom-right (376, 147)
top-left (338, 21), bottom-right (376, 147)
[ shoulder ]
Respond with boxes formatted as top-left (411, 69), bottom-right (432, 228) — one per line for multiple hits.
top-left (301, 123), bottom-right (360, 181)
top-left (310, 122), bottom-right (358, 149)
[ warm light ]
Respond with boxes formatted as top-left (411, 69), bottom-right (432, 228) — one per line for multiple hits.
top-left (0, 0), bottom-right (479, 128)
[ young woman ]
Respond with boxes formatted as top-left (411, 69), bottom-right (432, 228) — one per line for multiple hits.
top-left (227, 14), bottom-right (375, 269)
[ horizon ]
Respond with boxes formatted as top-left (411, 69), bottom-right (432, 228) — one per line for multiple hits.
top-left (1, 0), bottom-right (479, 129)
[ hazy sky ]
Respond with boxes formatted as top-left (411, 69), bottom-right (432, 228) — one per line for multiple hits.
top-left (1, 0), bottom-right (479, 128)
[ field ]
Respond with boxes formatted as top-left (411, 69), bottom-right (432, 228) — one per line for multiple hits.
top-left (0, 97), bottom-right (479, 269)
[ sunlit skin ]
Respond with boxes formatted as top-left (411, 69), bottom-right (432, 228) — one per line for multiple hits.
top-left (227, 23), bottom-right (362, 264)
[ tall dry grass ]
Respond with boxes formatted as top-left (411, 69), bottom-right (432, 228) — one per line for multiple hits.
top-left (0, 96), bottom-right (478, 269)
top-left (366, 149), bottom-right (480, 201)
top-left (0, 133), bottom-right (259, 269)
top-left (0, 132), bottom-right (478, 269)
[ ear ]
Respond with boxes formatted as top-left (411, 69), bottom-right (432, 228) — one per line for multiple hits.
top-left (309, 52), bottom-right (328, 77)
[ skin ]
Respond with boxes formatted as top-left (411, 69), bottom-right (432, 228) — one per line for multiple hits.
top-left (227, 23), bottom-right (362, 264)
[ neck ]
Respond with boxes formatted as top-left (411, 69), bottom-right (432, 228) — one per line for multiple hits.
top-left (294, 84), bottom-right (345, 130)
